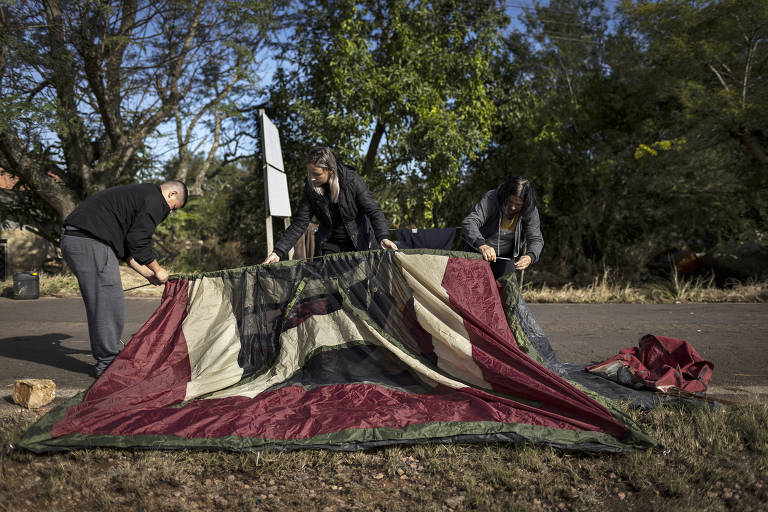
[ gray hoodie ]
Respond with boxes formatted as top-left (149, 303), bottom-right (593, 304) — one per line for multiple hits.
top-left (461, 185), bottom-right (544, 263)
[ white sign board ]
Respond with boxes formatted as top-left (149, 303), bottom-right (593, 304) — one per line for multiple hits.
top-left (260, 111), bottom-right (291, 218)
top-left (261, 113), bottom-right (284, 172)
top-left (266, 167), bottom-right (292, 217)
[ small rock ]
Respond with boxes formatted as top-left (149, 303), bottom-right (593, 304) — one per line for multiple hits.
top-left (12, 379), bottom-right (56, 409)
top-left (374, 472), bottom-right (385, 479)
top-left (444, 495), bottom-right (465, 509)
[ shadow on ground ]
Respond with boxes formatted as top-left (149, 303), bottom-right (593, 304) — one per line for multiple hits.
top-left (0, 333), bottom-right (92, 375)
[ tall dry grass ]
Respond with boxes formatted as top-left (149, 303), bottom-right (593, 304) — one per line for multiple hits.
top-left (524, 270), bottom-right (647, 303)
top-left (1, 266), bottom-right (165, 298)
top-left (524, 269), bottom-right (768, 304)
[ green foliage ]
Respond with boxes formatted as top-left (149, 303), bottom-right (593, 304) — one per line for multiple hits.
top-left (442, 0), bottom-right (768, 280)
top-left (265, 0), bottom-right (506, 228)
top-left (633, 137), bottom-right (687, 160)
top-left (153, 159), bottom-right (268, 272)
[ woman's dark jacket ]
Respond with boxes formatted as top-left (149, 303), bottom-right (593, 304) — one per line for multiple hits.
top-left (273, 163), bottom-right (390, 259)
top-left (461, 184), bottom-right (544, 263)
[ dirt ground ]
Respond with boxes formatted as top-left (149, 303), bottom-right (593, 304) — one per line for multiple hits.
top-left (1, 298), bottom-right (766, 413)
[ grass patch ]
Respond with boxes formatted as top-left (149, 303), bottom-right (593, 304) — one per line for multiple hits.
top-left (524, 270), bottom-right (768, 304)
top-left (1, 267), bottom-right (166, 299)
top-left (2, 402), bottom-right (767, 511)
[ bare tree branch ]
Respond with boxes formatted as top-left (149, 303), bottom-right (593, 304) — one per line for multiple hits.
top-left (742, 32), bottom-right (758, 108)
top-left (708, 63), bottom-right (730, 91)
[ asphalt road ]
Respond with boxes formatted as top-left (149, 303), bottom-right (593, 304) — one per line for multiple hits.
top-left (0, 297), bottom-right (160, 397)
top-left (528, 303), bottom-right (768, 398)
top-left (1, 298), bottom-right (766, 410)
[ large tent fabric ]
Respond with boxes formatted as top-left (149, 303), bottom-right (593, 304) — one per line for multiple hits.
top-left (19, 250), bottom-right (655, 453)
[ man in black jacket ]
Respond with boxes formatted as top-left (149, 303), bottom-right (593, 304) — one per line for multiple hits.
top-left (60, 180), bottom-right (187, 377)
top-left (263, 147), bottom-right (397, 263)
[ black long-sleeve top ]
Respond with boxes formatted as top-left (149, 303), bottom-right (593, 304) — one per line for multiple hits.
top-left (64, 183), bottom-right (170, 265)
top-left (273, 163), bottom-right (390, 259)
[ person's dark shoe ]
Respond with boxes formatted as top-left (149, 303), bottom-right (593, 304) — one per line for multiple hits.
top-left (91, 357), bottom-right (115, 378)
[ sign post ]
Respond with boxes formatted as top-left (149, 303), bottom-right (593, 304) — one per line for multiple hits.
top-left (258, 110), bottom-right (292, 258)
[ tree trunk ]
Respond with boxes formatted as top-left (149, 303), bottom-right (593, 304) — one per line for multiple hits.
top-left (363, 121), bottom-right (386, 177)
top-left (733, 127), bottom-right (768, 165)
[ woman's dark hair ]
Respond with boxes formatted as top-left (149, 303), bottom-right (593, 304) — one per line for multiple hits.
top-left (499, 176), bottom-right (537, 217)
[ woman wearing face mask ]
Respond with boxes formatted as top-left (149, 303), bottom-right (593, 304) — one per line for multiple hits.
top-left (262, 147), bottom-right (398, 264)
top-left (461, 176), bottom-right (544, 279)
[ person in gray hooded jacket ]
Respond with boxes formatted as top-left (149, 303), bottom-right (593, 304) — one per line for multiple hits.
top-left (461, 176), bottom-right (543, 280)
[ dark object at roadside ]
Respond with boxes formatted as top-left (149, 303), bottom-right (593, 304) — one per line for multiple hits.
top-left (648, 243), bottom-right (768, 284)
top-left (647, 249), bottom-right (702, 276)
top-left (13, 271), bottom-right (39, 300)
top-left (698, 242), bottom-right (768, 284)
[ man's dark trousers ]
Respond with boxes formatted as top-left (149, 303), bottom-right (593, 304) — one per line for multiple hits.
top-left (61, 234), bottom-right (125, 376)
